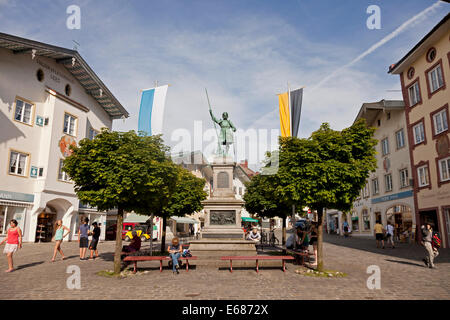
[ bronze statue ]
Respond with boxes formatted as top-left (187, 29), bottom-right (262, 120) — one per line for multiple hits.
top-left (209, 110), bottom-right (236, 156)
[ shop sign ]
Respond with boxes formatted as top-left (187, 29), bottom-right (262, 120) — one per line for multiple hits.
top-left (0, 190), bottom-right (34, 203)
top-left (371, 190), bottom-right (413, 204)
top-left (30, 166), bottom-right (38, 178)
top-left (36, 115), bottom-right (44, 126)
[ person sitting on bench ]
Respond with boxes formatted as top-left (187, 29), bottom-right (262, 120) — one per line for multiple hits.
top-left (122, 231), bottom-right (141, 253)
top-left (168, 237), bottom-right (182, 274)
top-left (247, 228), bottom-right (261, 242)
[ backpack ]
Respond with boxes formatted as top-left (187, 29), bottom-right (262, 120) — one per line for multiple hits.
top-left (182, 249), bottom-right (192, 257)
top-left (432, 232), bottom-right (441, 249)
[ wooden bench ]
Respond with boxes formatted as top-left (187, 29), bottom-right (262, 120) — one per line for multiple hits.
top-left (220, 256), bottom-right (294, 273)
top-left (123, 256), bottom-right (197, 273)
top-left (284, 249), bottom-right (314, 266)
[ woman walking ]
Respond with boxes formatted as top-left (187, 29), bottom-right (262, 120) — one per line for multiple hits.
top-left (309, 222), bottom-right (318, 267)
top-left (0, 219), bottom-right (22, 272)
top-left (51, 220), bottom-right (70, 262)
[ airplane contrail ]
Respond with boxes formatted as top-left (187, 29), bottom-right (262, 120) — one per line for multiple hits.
top-left (311, 0), bottom-right (444, 91)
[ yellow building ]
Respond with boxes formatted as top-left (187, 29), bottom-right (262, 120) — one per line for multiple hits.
top-left (389, 13), bottom-right (450, 248)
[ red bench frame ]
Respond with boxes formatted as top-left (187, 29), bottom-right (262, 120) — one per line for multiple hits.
top-left (123, 256), bottom-right (197, 273)
top-left (220, 256), bottom-right (294, 273)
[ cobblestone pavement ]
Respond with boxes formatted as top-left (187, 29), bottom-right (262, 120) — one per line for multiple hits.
top-left (0, 234), bottom-right (449, 300)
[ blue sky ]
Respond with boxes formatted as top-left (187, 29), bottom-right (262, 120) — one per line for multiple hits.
top-left (0, 0), bottom-right (448, 166)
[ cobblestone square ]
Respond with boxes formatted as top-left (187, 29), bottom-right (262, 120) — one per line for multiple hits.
top-left (1, 234), bottom-right (448, 300)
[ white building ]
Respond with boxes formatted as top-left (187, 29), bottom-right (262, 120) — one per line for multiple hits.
top-left (0, 33), bottom-right (128, 242)
top-left (331, 100), bottom-right (416, 240)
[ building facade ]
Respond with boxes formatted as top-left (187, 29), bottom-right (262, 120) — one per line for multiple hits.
top-left (0, 33), bottom-right (128, 242)
top-left (389, 14), bottom-right (450, 248)
top-left (348, 100), bottom-right (415, 240)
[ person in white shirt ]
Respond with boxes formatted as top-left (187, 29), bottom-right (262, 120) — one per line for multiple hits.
top-left (386, 221), bottom-right (395, 249)
top-left (247, 228), bottom-right (261, 242)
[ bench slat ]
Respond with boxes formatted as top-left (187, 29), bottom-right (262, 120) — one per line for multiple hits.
top-left (124, 256), bottom-right (197, 262)
top-left (220, 256), bottom-right (294, 260)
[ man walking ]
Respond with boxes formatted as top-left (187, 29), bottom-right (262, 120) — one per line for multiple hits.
top-left (374, 220), bottom-right (385, 249)
top-left (386, 221), bottom-right (395, 248)
top-left (421, 224), bottom-right (439, 269)
top-left (78, 217), bottom-right (90, 260)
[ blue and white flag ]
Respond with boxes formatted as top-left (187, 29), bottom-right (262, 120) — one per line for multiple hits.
top-left (138, 85), bottom-right (168, 136)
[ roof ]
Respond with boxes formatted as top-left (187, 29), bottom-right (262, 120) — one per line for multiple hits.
top-left (0, 32), bottom-right (128, 119)
top-left (388, 13), bottom-right (450, 74)
top-left (354, 100), bottom-right (405, 126)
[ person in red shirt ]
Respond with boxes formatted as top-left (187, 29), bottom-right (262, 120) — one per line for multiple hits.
top-left (0, 219), bottom-right (22, 272)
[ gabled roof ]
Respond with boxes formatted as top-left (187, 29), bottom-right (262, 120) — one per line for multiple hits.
top-left (0, 32), bottom-right (128, 119)
top-left (354, 100), bottom-right (405, 126)
top-left (388, 13), bottom-right (450, 75)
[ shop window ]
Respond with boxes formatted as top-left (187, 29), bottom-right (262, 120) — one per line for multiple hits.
top-left (362, 209), bottom-right (370, 231)
top-left (0, 206), bottom-right (6, 235)
top-left (9, 151), bottom-right (28, 176)
top-left (14, 98), bottom-right (33, 125)
top-left (351, 213), bottom-right (359, 232)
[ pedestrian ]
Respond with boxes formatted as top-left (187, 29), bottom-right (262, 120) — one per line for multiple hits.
top-left (89, 222), bottom-right (101, 260)
top-left (51, 220), bottom-right (70, 262)
top-left (385, 221), bottom-right (395, 249)
top-left (343, 220), bottom-right (349, 238)
top-left (168, 237), bottom-right (182, 274)
top-left (0, 219), bottom-right (22, 272)
top-left (421, 224), bottom-right (439, 269)
top-left (374, 220), bottom-right (385, 249)
top-left (78, 217), bottom-right (90, 260)
top-left (246, 227), bottom-right (261, 242)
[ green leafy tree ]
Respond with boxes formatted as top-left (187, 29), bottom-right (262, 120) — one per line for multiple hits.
top-left (63, 129), bottom-right (178, 274)
top-left (156, 166), bottom-right (208, 252)
top-left (277, 119), bottom-right (377, 271)
top-left (244, 167), bottom-right (298, 247)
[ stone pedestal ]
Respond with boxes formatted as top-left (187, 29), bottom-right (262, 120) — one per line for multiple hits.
top-left (190, 157), bottom-right (257, 266)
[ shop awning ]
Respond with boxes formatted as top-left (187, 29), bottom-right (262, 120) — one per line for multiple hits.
top-left (124, 213), bottom-right (149, 223)
top-left (171, 216), bottom-right (199, 224)
top-left (352, 217), bottom-right (359, 221)
top-left (242, 217), bottom-right (259, 223)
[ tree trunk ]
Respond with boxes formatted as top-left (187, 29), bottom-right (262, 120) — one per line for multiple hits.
top-left (149, 213), bottom-right (154, 256)
top-left (114, 206), bottom-right (124, 274)
top-left (316, 207), bottom-right (324, 272)
top-left (160, 216), bottom-right (167, 253)
top-left (282, 216), bottom-right (286, 254)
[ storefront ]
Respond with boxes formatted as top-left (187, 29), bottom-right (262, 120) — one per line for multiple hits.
top-left (351, 211), bottom-right (359, 232)
top-left (0, 190), bottom-right (34, 241)
top-left (386, 205), bottom-right (413, 241)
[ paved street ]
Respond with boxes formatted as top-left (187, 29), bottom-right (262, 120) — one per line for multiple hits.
top-left (0, 234), bottom-right (449, 300)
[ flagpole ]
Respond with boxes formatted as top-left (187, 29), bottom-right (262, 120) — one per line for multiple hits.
top-left (287, 82), bottom-right (296, 226)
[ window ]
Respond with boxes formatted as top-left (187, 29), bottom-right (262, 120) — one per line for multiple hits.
top-left (426, 48), bottom-right (436, 62)
top-left (9, 151), bottom-right (28, 176)
top-left (400, 169), bottom-right (409, 188)
top-left (413, 122), bottom-right (425, 144)
top-left (438, 157), bottom-right (450, 182)
top-left (387, 112), bottom-right (391, 120)
top-left (363, 183), bottom-right (369, 198)
top-left (88, 127), bottom-right (98, 140)
top-left (417, 165), bottom-right (429, 187)
top-left (38, 167), bottom-right (44, 177)
top-left (396, 129), bottom-right (405, 149)
top-left (351, 212), bottom-right (359, 232)
top-left (58, 159), bottom-right (70, 182)
top-left (362, 209), bottom-right (370, 231)
top-left (428, 64), bottom-right (444, 93)
top-left (433, 109), bottom-right (448, 135)
top-left (14, 98), bottom-right (33, 125)
top-left (36, 69), bottom-right (44, 82)
top-left (63, 113), bottom-right (77, 136)
top-left (408, 82), bottom-right (421, 106)
top-left (65, 84), bottom-right (71, 96)
top-left (372, 178), bottom-right (379, 195)
top-left (445, 208), bottom-right (450, 238)
top-left (381, 138), bottom-right (389, 155)
top-left (385, 174), bottom-right (393, 192)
